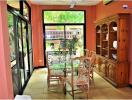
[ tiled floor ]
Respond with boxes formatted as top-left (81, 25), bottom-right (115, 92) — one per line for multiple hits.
top-left (23, 68), bottom-right (132, 99)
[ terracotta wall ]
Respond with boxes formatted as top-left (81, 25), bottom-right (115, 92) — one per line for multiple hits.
top-left (31, 5), bottom-right (96, 67)
top-left (0, 1), bottom-right (13, 99)
top-left (96, 1), bottom-right (132, 85)
top-left (31, 5), bottom-right (44, 67)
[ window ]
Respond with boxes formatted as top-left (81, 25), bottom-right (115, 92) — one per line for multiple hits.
top-left (44, 11), bottom-right (84, 23)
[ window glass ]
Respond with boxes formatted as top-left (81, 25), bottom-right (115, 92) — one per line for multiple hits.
top-left (23, 3), bottom-right (29, 20)
top-left (8, 12), bottom-right (16, 61)
top-left (44, 11), bottom-right (84, 23)
top-left (28, 24), bottom-right (32, 50)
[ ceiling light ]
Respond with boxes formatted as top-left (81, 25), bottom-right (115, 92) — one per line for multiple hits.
top-left (70, 0), bottom-right (76, 8)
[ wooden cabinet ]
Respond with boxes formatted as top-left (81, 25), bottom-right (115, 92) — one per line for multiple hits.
top-left (95, 13), bottom-right (130, 87)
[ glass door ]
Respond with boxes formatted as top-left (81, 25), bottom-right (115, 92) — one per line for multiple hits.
top-left (17, 18), bottom-right (30, 85)
top-left (45, 25), bottom-right (84, 70)
top-left (43, 10), bottom-right (85, 67)
top-left (8, 11), bottom-right (22, 96)
top-left (45, 25), bottom-right (66, 69)
top-left (8, 8), bottom-right (32, 96)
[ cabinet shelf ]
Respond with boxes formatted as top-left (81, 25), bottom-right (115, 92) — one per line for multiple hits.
top-left (96, 45), bottom-right (101, 47)
top-left (110, 48), bottom-right (117, 50)
top-left (110, 31), bottom-right (117, 33)
top-left (96, 32), bottom-right (101, 34)
top-left (102, 48), bottom-right (108, 51)
top-left (102, 40), bottom-right (108, 42)
top-left (102, 55), bottom-right (109, 58)
top-left (102, 31), bottom-right (108, 33)
top-left (111, 57), bottom-right (117, 61)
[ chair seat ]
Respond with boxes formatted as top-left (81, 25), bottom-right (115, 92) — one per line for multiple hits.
top-left (67, 76), bottom-right (89, 86)
top-left (50, 69), bottom-right (64, 76)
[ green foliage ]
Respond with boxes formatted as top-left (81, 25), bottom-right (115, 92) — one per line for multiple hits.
top-left (8, 12), bottom-right (13, 28)
top-left (66, 36), bottom-right (78, 55)
top-left (44, 11), bottom-right (84, 23)
top-left (8, 12), bottom-right (16, 61)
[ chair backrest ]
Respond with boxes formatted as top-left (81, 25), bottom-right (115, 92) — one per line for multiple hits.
top-left (89, 51), bottom-right (96, 67)
top-left (78, 57), bottom-right (90, 78)
top-left (71, 56), bottom-right (90, 86)
top-left (84, 49), bottom-right (90, 57)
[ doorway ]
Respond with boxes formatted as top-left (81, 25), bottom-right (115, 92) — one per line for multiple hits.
top-left (43, 10), bottom-right (86, 67)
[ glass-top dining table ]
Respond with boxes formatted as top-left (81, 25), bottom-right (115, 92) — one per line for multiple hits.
top-left (46, 50), bottom-right (79, 94)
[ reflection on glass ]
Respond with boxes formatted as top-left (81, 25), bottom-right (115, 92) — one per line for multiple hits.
top-left (28, 24), bottom-right (33, 74)
top-left (28, 24), bottom-right (32, 50)
top-left (8, 12), bottom-right (16, 61)
top-left (18, 20), bottom-right (25, 87)
top-left (22, 21), bottom-right (29, 81)
top-left (23, 3), bottom-right (29, 20)
top-left (45, 25), bottom-right (84, 71)
top-left (45, 26), bottom-right (64, 51)
top-left (29, 53), bottom-right (33, 74)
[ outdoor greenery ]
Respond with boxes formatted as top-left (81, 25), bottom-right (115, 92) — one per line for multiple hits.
top-left (8, 12), bottom-right (16, 61)
top-left (45, 11), bottom-right (84, 70)
top-left (66, 36), bottom-right (78, 56)
top-left (44, 11), bottom-right (84, 23)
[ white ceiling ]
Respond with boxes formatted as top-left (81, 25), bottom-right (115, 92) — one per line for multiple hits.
top-left (29, 0), bottom-right (101, 6)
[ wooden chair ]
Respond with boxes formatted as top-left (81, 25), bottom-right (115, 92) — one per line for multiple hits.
top-left (46, 52), bottom-right (65, 92)
top-left (84, 49), bottom-right (96, 80)
top-left (67, 51), bottom-right (96, 99)
top-left (87, 51), bottom-right (96, 84)
top-left (84, 49), bottom-right (90, 57)
top-left (67, 56), bottom-right (91, 99)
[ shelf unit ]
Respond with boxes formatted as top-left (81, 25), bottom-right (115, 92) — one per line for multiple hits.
top-left (95, 13), bottom-right (130, 87)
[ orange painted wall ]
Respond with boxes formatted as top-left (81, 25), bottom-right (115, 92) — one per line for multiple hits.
top-left (0, 1), bottom-right (13, 99)
top-left (96, 1), bottom-right (132, 84)
top-left (31, 5), bottom-right (96, 67)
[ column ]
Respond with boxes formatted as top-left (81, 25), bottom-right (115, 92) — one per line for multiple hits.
top-left (0, 1), bottom-right (14, 99)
